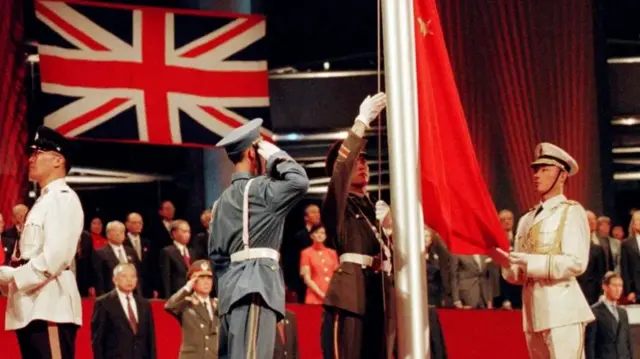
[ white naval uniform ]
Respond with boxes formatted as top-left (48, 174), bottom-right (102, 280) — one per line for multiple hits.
top-left (5, 178), bottom-right (84, 330)
top-left (502, 194), bottom-right (595, 359)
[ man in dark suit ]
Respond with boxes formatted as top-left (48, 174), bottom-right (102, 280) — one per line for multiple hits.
top-left (578, 211), bottom-right (608, 304)
top-left (74, 230), bottom-right (94, 297)
top-left (91, 263), bottom-right (157, 359)
top-left (585, 271), bottom-right (634, 359)
top-left (124, 212), bottom-right (155, 298)
top-left (190, 209), bottom-right (211, 261)
top-left (94, 221), bottom-right (141, 296)
top-left (2, 204), bottom-right (28, 266)
top-left (273, 309), bottom-right (300, 359)
top-left (451, 254), bottom-right (500, 309)
top-left (620, 231), bottom-right (640, 304)
top-left (160, 219), bottom-right (194, 298)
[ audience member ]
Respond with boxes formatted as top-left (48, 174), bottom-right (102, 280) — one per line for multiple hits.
top-left (89, 217), bottom-right (108, 250)
top-left (299, 224), bottom-right (338, 304)
top-left (425, 227), bottom-right (453, 307)
top-left (620, 211), bottom-right (640, 303)
top-left (3, 204), bottom-right (28, 266)
top-left (585, 272), bottom-right (633, 359)
top-left (578, 210), bottom-right (607, 304)
top-left (93, 221), bottom-right (141, 296)
top-left (451, 252), bottom-right (500, 309)
top-left (91, 263), bottom-right (157, 359)
top-left (496, 209), bottom-right (522, 309)
top-left (190, 209), bottom-right (211, 261)
top-left (160, 219), bottom-right (193, 298)
top-left (124, 212), bottom-right (155, 298)
top-left (284, 203), bottom-right (321, 303)
top-left (0, 213), bottom-right (12, 266)
top-left (597, 216), bottom-right (616, 272)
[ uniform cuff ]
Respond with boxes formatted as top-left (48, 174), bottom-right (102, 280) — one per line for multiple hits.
top-left (524, 254), bottom-right (551, 279)
top-left (12, 263), bottom-right (42, 292)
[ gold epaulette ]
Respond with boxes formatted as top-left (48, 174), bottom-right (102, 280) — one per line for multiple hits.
top-left (184, 295), bottom-right (195, 304)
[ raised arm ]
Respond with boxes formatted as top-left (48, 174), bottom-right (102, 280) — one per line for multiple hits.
top-left (164, 279), bottom-right (195, 319)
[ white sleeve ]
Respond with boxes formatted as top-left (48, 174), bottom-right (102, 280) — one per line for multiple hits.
top-left (502, 214), bottom-right (528, 285)
top-left (525, 205), bottom-right (590, 280)
top-left (13, 191), bottom-right (84, 292)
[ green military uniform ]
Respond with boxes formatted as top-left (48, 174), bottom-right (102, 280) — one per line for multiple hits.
top-left (165, 260), bottom-right (220, 359)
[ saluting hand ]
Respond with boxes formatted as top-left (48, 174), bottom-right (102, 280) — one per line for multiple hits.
top-left (256, 140), bottom-right (282, 161)
top-left (356, 92), bottom-right (387, 128)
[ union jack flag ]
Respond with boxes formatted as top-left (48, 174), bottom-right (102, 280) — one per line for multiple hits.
top-left (35, 0), bottom-right (272, 147)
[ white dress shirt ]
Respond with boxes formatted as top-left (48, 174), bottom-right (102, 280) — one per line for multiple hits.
top-left (635, 234), bottom-right (640, 254)
top-left (110, 243), bottom-right (128, 263)
top-left (116, 288), bottom-right (138, 322)
top-left (163, 220), bottom-right (172, 233)
top-left (195, 294), bottom-right (213, 320)
top-left (174, 241), bottom-right (188, 257)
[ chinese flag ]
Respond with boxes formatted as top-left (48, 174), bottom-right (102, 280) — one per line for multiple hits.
top-left (414, 0), bottom-right (509, 254)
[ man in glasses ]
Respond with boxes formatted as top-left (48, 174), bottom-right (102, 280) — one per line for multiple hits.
top-left (0, 126), bottom-right (84, 359)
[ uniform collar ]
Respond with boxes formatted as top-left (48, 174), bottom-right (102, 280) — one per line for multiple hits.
top-left (42, 178), bottom-right (66, 194)
top-left (538, 194), bottom-right (567, 210)
top-left (231, 172), bottom-right (253, 183)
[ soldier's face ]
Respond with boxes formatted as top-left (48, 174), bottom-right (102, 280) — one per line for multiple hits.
top-left (533, 165), bottom-right (563, 194)
top-left (350, 156), bottom-right (369, 186)
top-left (114, 266), bottom-right (138, 293)
top-left (603, 277), bottom-right (623, 301)
top-left (194, 275), bottom-right (213, 295)
top-left (28, 149), bottom-right (63, 181)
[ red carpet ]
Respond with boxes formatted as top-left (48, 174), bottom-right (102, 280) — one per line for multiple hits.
top-left (0, 298), bottom-right (528, 358)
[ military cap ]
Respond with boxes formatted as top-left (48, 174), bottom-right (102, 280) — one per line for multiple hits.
top-left (216, 118), bottom-right (263, 157)
top-left (531, 142), bottom-right (578, 176)
top-left (325, 139), bottom-right (369, 176)
top-left (187, 259), bottom-right (213, 280)
top-left (31, 126), bottom-right (72, 171)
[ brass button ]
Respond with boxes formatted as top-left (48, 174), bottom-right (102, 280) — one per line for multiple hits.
top-left (271, 265), bottom-right (277, 271)
top-left (325, 276), bottom-right (330, 281)
top-left (200, 324), bottom-right (205, 328)
top-left (324, 267), bottom-right (328, 272)
top-left (205, 335), bottom-right (209, 339)
top-left (205, 347), bottom-right (209, 351)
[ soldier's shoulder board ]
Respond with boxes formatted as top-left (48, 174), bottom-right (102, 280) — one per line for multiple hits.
top-left (562, 200), bottom-right (579, 206)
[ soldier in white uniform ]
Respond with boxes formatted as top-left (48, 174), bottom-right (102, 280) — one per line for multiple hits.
top-left (498, 142), bottom-right (595, 359)
top-left (0, 126), bottom-right (84, 359)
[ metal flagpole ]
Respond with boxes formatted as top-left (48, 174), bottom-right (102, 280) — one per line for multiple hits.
top-left (381, 0), bottom-right (430, 358)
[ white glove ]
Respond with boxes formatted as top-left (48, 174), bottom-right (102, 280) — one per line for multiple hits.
top-left (183, 277), bottom-right (196, 292)
top-left (508, 252), bottom-right (528, 269)
top-left (375, 200), bottom-right (391, 223)
top-left (355, 92), bottom-right (387, 128)
top-left (0, 266), bottom-right (16, 285)
top-left (256, 140), bottom-right (282, 161)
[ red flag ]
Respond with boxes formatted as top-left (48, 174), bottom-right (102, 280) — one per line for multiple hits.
top-left (414, 0), bottom-right (509, 254)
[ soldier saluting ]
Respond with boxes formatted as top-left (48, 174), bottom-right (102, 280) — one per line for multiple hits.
top-left (498, 142), bottom-right (595, 359)
top-left (320, 93), bottom-right (393, 359)
top-left (209, 118), bottom-right (309, 359)
top-left (0, 126), bottom-right (84, 359)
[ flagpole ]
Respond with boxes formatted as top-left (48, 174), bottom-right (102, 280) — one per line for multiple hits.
top-left (381, 0), bottom-right (430, 358)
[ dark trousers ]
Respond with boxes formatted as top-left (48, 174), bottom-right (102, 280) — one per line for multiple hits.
top-left (218, 294), bottom-right (278, 359)
top-left (16, 320), bottom-right (78, 359)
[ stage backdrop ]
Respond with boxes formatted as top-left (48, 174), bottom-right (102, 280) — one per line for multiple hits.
top-left (437, 0), bottom-right (602, 215)
top-left (0, 0), bottom-right (28, 229)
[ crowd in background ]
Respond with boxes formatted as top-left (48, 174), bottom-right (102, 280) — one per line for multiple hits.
top-left (0, 199), bottom-right (637, 310)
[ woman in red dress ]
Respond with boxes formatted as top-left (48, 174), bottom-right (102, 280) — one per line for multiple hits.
top-left (299, 224), bottom-right (339, 304)
top-left (89, 217), bottom-right (108, 250)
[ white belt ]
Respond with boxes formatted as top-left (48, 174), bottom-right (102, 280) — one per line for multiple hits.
top-left (339, 253), bottom-right (376, 267)
top-left (230, 248), bottom-right (280, 262)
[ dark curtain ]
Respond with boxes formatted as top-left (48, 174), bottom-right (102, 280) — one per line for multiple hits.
top-left (0, 0), bottom-right (28, 225)
top-left (437, 0), bottom-right (602, 215)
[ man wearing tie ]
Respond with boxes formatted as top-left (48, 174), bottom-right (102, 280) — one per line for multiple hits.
top-left (499, 142), bottom-right (594, 359)
top-left (160, 219), bottom-right (194, 298)
top-left (124, 212), bottom-right (154, 298)
top-left (585, 272), bottom-right (633, 359)
top-left (91, 263), bottom-right (157, 359)
top-left (94, 221), bottom-right (141, 295)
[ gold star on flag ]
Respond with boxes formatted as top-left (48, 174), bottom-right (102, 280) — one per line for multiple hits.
top-left (417, 17), bottom-right (433, 37)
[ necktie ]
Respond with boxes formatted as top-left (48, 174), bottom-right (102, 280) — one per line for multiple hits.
top-left (126, 296), bottom-right (138, 334)
top-left (534, 206), bottom-right (543, 218)
top-left (118, 248), bottom-right (127, 263)
top-left (183, 249), bottom-right (191, 266)
top-left (610, 303), bottom-right (619, 322)
top-left (133, 238), bottom-right (141, 259)
top-left (205, 300), bottom-right (213, 320)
